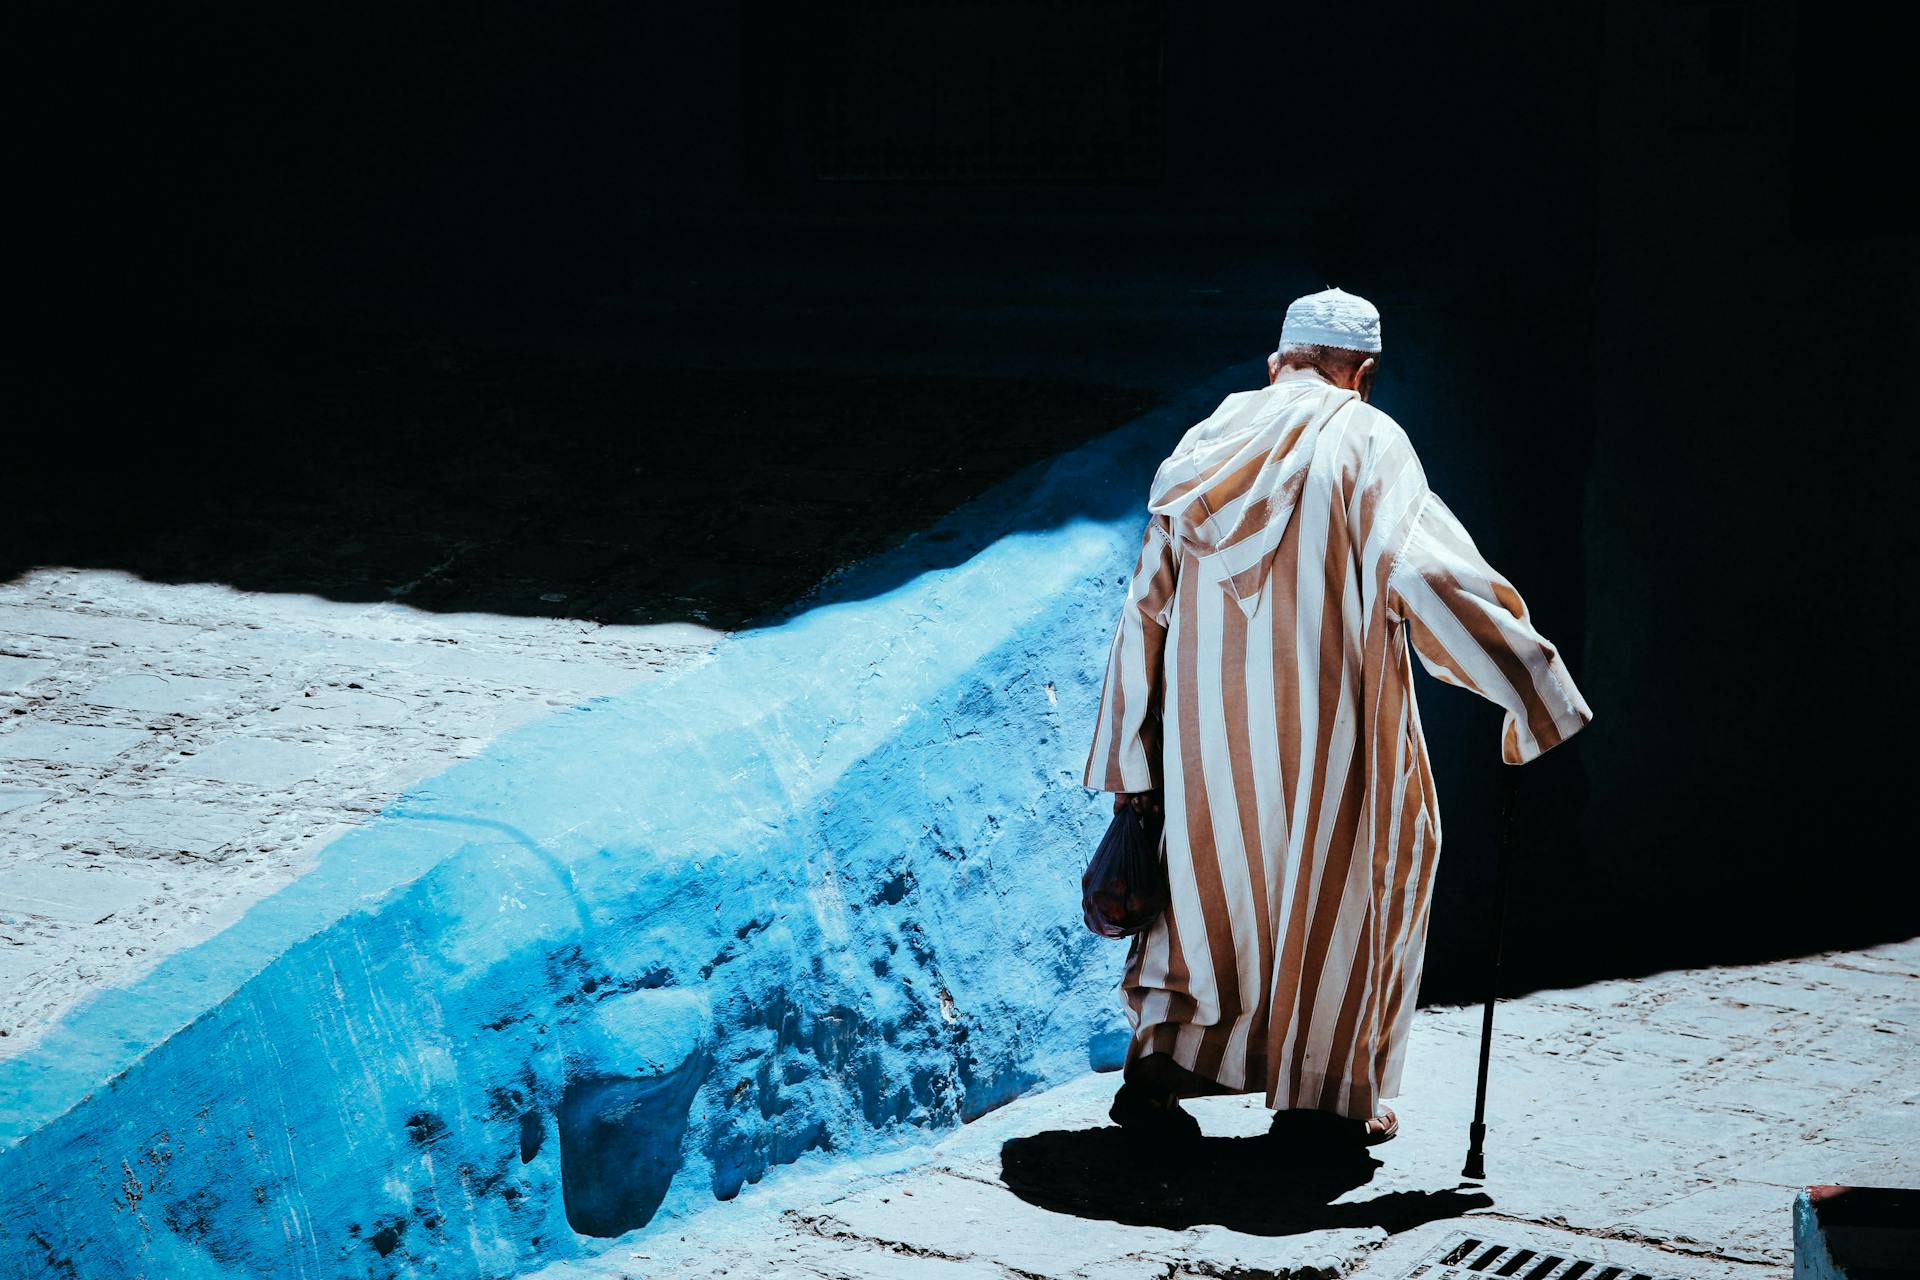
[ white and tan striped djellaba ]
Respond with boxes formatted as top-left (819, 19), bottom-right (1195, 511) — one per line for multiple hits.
top-left (1083, 369), bottom-right (1593, 1120)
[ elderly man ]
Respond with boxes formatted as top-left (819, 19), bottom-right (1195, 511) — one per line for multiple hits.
top-left (1084, 287), bottom-right (1592, 1143)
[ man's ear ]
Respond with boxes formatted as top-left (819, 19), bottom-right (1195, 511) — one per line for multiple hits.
top-left (1267, 353), bottom-right (1280, 385)
top-left (1353, 356), bottom-right (1377, 400)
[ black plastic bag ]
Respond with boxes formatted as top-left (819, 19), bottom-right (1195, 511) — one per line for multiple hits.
top-left (1081, 805), bottom-right (1169, 938)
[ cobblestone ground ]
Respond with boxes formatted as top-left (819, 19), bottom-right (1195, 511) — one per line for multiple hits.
top-left (0, 567), bottom-right (720, 1056)
top-left (535, 937), bottom-right (1919, 1280)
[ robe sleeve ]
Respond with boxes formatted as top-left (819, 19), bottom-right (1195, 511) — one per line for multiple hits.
top-left (1084, 513), bottom-right (1178, 792)
top-left (1386, 491), bottom-right (1593, 765)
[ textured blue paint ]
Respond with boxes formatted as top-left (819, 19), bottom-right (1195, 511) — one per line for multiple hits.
top-left (1794, 1190), bottom-right (1845, 1280)
top-left (0, 370), bottom-right (1244, 1279)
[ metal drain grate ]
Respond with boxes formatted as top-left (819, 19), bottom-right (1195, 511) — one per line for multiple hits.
top-left (1397, 1232), bottom-right (1694, 1280)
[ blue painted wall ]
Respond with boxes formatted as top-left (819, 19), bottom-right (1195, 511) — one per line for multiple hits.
top-left (0, 372), bottom-right (1243, 1279)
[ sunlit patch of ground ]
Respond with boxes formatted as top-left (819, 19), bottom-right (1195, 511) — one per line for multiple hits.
top-left (0, 567), bottom-right (719, 1057)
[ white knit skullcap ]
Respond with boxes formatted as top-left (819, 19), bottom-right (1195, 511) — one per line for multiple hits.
top-left (1277, 286), bottom-right (1382, 353)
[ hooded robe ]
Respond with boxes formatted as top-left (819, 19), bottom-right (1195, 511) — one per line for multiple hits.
top-left (1083, 371), bottom-right (1593, 1118)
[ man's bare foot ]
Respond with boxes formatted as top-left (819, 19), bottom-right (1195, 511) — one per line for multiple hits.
top-left (1267, 1103), bottom-right (1398, 1146)
top-left (1361, 1103), bottom-right (1398, 1145)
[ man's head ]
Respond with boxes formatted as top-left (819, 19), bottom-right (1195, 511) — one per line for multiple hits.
top-left (1266, 287), bottom-right (1382, 401)
top-left (1268, 342), bottom-right (1379, 400)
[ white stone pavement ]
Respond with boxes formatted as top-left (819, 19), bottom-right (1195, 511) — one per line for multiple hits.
top-left (0, 567), bottom-right (718, 1057)
top-left (531, 937), bottom-right (1919, 1280)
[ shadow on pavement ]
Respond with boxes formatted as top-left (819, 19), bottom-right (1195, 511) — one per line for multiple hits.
top-left (6, 331), bottom-right (1158, 630)
top-left (1000, 1116), bottom-right (1492, 1237)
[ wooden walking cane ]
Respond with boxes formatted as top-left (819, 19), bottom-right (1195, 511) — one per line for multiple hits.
top-left (1461, 767), bottom-right (1520, 1181)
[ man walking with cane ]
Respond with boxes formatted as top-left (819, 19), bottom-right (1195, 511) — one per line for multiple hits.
top-left (1084, 287), bottom-right (1593, 1144)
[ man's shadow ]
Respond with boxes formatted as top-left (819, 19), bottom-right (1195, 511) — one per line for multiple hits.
top-left (1000, 1111), bottom-right (1492, 1236)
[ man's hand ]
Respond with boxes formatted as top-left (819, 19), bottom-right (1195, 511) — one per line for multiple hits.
top-left (1113, 790), bottom-right (1163, 818)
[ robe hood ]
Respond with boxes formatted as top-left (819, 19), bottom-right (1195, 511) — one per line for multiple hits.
top-left (1146, 378), bottom-right (1361, 618)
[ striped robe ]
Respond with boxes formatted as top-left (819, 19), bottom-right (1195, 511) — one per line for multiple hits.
top-left (1083, 372), bottom-right (1592, 1119)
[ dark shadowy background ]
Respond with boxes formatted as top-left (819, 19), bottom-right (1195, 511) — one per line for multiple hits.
top-left (13, 1), bottom-right (1918, 1001)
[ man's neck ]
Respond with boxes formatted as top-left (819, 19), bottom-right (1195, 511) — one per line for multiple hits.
top-left (1273, 365), bottom-right (1336, 388)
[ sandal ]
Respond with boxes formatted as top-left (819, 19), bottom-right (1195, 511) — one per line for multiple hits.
top-left (1360, 1103), bottom-right (1399, 1146)
top-left (1109, 1081), bottom-right (1202, 1142)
